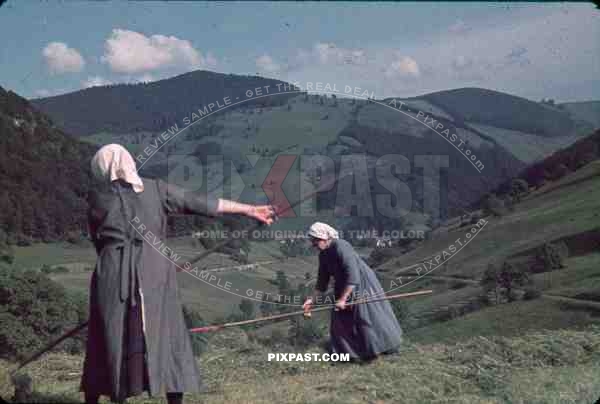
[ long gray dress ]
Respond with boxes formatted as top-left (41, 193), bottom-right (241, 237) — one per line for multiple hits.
top-left (80, 177), bottom-right (219, 402)
top-left (316, 238), bottom-right (403, 360)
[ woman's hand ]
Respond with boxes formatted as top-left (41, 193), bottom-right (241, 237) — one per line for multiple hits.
top-left (335, 285), bottom-right (355, 311)
top-left (247, 205), bottom-right (277, 225)
top-left (334, 299), bottom-right (347, 311)
top-left (216, 200), bottom-right (277, 225)
top-left (303, 298), bottom-right (313, 318)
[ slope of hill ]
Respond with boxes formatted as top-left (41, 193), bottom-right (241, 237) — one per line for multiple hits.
top-left (3, 88), bottom-right (600, 403)
top-left (31, 70), bottom-right (299, 136)
top-left (560, 100), bottom-right (600, 130)
top-left (465, 122), bottom-right (578, 163)
top-left (26, 75), bottom-right (600, 242)
top-left (421, 87), bottom-right (594, 138)
top-left (482, 128), bottom-right (600, 199)
top-left (0, 87), bottom-right (96, 243)
top-left (371, 157), bottom-right (600, 346)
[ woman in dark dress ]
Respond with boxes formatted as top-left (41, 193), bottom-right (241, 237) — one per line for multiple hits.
top-left (302, 222), bottom-right (403, 361)
top-left (81, 144), bottom-right (275, 404)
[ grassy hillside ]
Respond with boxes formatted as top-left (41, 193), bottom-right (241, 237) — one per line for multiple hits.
top-left (2, 327), bottom-right (599, 403)
top-left (365, 158), bottom-right (600, 348)
top-left (466, 122), bottom-right (578, 163)
top-left (380, 160), bottom-right (600, 278)
top-left (560, 100), bottom-right (600, 130)
top-left (423, 87), bottom-right (593, 138)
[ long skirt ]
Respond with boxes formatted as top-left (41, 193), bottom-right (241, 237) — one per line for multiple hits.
top-left (124, 288), bottom-right (149, 397)
top-left (82, 277), bottom-right (150, 401)
top-left (122, 278), bottom-right (150, 397)
top-left (328, 267), bottom-right (403, 360)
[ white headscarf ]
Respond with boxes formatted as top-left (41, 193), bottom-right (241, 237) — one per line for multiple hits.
top-left (308, 222), bottom-right (339, 240)
top-left (91, 144), bottom-right (144, 193)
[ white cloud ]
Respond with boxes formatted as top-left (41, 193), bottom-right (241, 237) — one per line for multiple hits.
top-left (253, 43), bottom-right (423, 99)
top-left (102, 29), bottom-right (214, 73)
top-left (411, 5), bottom-right (600, 99)
top-left (312, 42), bottom-right (368, 66)
top-left (82, 76), bottom-right (112, 88)
top-left (256, 55), bottom-right (281, 73)
top-left (385, 56), bottom-right (420, 78)
top-left (42, 42), bottom-right (85, 74)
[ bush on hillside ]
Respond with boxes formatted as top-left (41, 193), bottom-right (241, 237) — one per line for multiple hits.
top-left (510, 178), bottom-right (529, 203)
top-left (0, 268), bottom-right (88, 360)
top-left (481, 261), bottom-right (531, 304)
top-left (533, 241), bottom-right (569, 273)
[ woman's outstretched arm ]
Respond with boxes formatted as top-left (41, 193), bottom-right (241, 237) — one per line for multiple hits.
top-left (216, 199), bottom-right (276, 225)
top-left (157, 178), bottom-right (276, 225)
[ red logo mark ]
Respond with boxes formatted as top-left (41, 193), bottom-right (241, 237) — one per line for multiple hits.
top-left (262, 155), bottom-right (297, 217)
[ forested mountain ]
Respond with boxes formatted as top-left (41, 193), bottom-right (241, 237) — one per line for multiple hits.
top-left (0, 87), bottom-right (96, 244)
top-left (31, 70), bottom-right (298, 136)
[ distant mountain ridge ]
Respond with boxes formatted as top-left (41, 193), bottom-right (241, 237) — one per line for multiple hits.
top-left (21, 71), bottom-right (600, 238)
top-left (31, 70), bottom-right (298, 136)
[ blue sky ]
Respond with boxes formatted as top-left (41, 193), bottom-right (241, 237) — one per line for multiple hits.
top-left (1, 1), bottom-right (598, 102)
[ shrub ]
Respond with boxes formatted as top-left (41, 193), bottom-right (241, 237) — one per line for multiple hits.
top-left (510, 178), bottom-right (529, 203)
top-left (481, 261), bottom-right (531, 303)
top-left (534, 241), bottom-right (569, 272)
top-left (0, 268), bottom-right (88, 360)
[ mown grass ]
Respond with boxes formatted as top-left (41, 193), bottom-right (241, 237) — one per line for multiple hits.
top-left (2, 327), bottom-right (599, 403)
